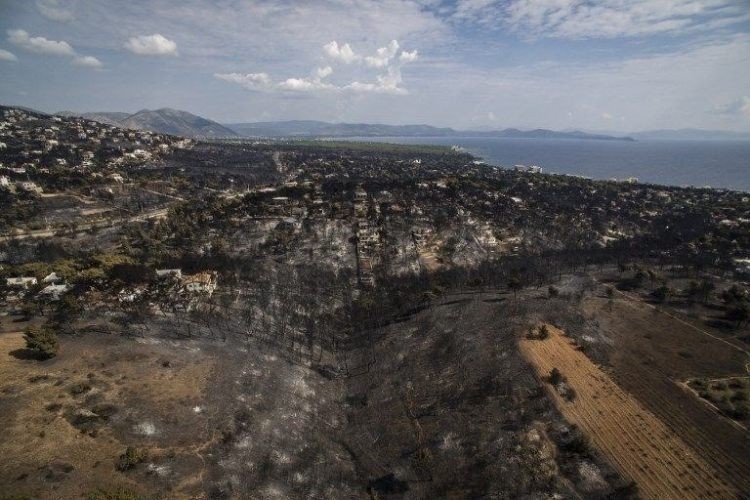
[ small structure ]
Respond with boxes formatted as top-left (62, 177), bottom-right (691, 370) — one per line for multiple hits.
top-left (6, 277), bottom-right (37, 288)
top-left (40, 283), bottom-right (71, 300)
top-left (17, 181), bottom-right (42, 194)
top-left (156, 268), bottom-right (182, 280)
top-left (181, 271), bottom-right (218, 296)
top-left (43, 272), bottom-right (62, 284)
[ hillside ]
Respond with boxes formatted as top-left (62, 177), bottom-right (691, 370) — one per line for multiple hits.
top-left (56, 108), bottom-right (237, 138)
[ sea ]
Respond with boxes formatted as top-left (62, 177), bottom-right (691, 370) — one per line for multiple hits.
top-left (341, 136), bottom-right (750, 192)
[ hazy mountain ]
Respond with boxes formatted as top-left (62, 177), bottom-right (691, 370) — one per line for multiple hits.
top-left (226, 120), bottom-right (633, 141)
top-left (630, 129), bottom-right (750, 141)
top-left (56, 108), bottom-right (237, 138)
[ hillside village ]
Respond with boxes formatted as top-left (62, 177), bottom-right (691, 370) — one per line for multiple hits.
top-left (1, 106), bottom-right (749, 499)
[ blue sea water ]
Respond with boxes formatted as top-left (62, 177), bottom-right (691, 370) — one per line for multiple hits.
top-left (343, 136), bottom-right (750, 192)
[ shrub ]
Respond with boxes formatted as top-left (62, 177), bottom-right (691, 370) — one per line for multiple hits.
top-left (538, 324), bottom-right (550, 339)
top-left (23, 324), bottom-right (59, 359)
top-left (116, 447), bottom-right (147, 471)
top-left (549, 368), bottom-right (563, 386)
top-left (86, 488), bottom-right (143, 500)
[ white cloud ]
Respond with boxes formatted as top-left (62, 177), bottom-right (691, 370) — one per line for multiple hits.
top-left (0, 49), bottom-right (18, 62)
top-left (124, 34), bottom-right (178, 56)
top-left (36, 0), bottom-right (74, 22)
top-left (365, 40), bottom-right (400, 68)
top-left (7, 29), bottom-right (75, 56)
top-left (323, 41), bottom-right (360, 64)
top-left (601, 112), bottom-right (613, 120)
top-left (214, 72), bottom-right (272, 90)
top-left (217, 39), bottom-right (418, 95)
top-left (399, 49), bottom-right (419, 62)
top-left (278, 78), bottom-right (335, 92)
top-left (346, 66), bottom-right (408, 95)
top-left (73, 55), bottom-right (103, 68)
top-left (6, 28), bottom-right (101, 69)
top-left (315, 66), bottom-right (333, 79)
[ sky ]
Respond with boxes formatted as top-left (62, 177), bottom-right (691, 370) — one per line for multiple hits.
top-left (0, 0), bottom-right (749, 132)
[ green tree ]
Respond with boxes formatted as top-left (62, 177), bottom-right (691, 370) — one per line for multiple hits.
top-left (23, 324), bottom-right (59, 359)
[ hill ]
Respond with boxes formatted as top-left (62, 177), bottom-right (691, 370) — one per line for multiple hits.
top-left (56, 108), bottom-right (237, 138)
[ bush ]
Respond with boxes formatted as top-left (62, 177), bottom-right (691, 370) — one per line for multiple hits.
top-left (23, 324), bottom-right (59, 359)
top-left (538, 324), bottom-right (550, 339)
top-left (116, 446), bottom-right (147, 471)
top-left (86, 488), bottom-right (143, 500)
top-left (549, 367), bottom-right (563, 386)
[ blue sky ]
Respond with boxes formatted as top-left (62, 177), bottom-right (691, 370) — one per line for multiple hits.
top-left (1, 0), bottom-right (749, 131)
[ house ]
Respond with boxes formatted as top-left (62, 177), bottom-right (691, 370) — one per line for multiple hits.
top-left (181, 271), bottom-right (218, 295)
top-left (156, 268), bottom-right (182, 280)
top-left (18, 181), bottom-right (42, 194)
top-left (40, 283), bottom-right (71, 300)
top-left (6, 277), bottom-right (38, 288)
top-left (43, 272), bottom-right (62, 284)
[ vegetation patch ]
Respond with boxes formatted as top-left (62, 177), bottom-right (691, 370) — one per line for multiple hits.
top-left (688, 377), bottom-right (750, 423)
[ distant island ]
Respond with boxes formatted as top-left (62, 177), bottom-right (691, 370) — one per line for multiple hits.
top-left (226, 120), bottom-right (635, 141)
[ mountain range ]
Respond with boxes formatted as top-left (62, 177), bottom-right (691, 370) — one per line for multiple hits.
top-left (53, 107), bottom-right (750, 142)
top-left (226, 120), bottom-right (635, 141)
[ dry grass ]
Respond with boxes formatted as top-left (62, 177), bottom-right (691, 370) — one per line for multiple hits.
top-left (0, 331), bottom-right (217, 499)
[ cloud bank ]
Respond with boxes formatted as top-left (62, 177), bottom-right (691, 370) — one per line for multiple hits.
top-left (216, 39), bottom-right (418, 95)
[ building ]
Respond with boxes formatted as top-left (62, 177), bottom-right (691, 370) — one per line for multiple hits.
top-left (43, 272), bottom-right (62, 284)
top-left (6, 277), bottom-right (38, 288)
top-left (40, 283), bottom-right (71, 300)
top-left (17, 181), bottom-right (43, 194)
top-left (156, 268), bottom-right (182, 280)
top-left (181, 271), bottom-right (218, 295)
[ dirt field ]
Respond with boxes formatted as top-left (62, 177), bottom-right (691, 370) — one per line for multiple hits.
top-left (0, 330), bottom-right (219, 499)
top-left (520, 324), bottom-right (737, 499)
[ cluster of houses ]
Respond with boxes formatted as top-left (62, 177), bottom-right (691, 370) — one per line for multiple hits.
top-left (0, 107), bottom-right (193, 198)
top-left (118, 269), bottom-right (219, 305)
top-left (5, 272), bottom-right (71, 300)
top-left (4, 267), bottom-right (218, 308)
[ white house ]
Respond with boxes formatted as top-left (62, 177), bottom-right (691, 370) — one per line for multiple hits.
top-left (6, 277), bottom-right (38, 288)
top-left (40, 283), bottom-right (71, 300)
top-left (43, 272), bottom-right (62, 284)
top-left (156, 268), bottom-right (182, 280)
